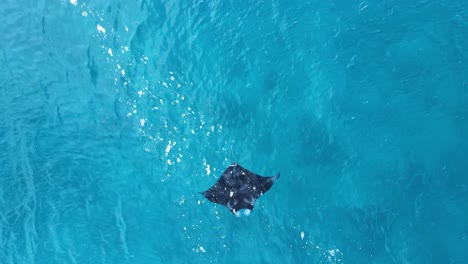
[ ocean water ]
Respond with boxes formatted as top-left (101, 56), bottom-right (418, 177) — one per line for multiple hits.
top-left (0, 0), bottom-right (467, 263)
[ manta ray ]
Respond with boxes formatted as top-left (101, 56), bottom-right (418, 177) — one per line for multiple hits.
top-left (200, 163), bottom-right (280, 214)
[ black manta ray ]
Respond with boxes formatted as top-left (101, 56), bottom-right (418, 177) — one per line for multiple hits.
top-left (200, 163), bottom-right (280, 214)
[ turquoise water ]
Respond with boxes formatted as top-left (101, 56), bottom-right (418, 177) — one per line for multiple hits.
top-left (1, 0), bottom-right (467, 263)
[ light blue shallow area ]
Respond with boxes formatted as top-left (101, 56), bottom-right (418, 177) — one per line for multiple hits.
top-left (1, 0), bottom-right (467, 263)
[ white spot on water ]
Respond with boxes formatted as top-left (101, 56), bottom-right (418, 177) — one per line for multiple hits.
top-left (165, 141), bottom-right (172, 156)
top-left (229, 191), bottom-right (234, 197)
top-left (359, 3), bottom-right (369, 12)
top-left (199, 246), bottom-right (206, 253)
top-left (121, 69), bottom-right (125, 76)
top-left (81, 11), bottom-right (87, 16)
top-left (70, 0), bottom-right (78, 6)
top-left (205, 164), bottom-right (211, 175)
top-left (301, 231), bottom-right (305, 240)
top-left (139, 119), bottom-right (145, 127)
top-left (107, 48), bottom-right (113, 56)
top-left (96, 24), bottom-right (106, 34)
top-left (125, 25), bottom-right (129, 32)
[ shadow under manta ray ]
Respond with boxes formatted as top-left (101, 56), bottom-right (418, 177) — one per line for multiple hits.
top-left (200, 162), bottom-right (280, 214)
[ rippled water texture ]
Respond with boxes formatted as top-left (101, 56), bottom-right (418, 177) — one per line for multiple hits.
top-left (1, 0), bottom-right (467, 263)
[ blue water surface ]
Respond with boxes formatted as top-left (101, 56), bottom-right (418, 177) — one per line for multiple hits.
top-left (1, 0), bottom-right (467, 263)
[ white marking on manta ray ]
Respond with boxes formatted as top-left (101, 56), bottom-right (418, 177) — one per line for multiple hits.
top-left (234, 209), bottom-right (251, 217)
top-left (243, 197), bottom-right (254, 205)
